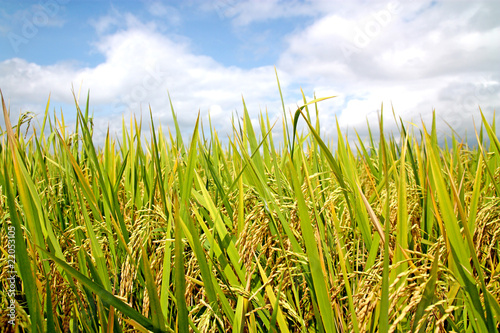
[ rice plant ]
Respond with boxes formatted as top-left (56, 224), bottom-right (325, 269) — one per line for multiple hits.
top-left (0, 85), bottom-right (499, 332)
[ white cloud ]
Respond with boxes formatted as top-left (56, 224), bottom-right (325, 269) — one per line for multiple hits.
top-left (0, 19), bottom-right (283, 142)
top-left (209, 0), bottom-right (363, 26)
top-left (1, 0), bottom-right (499, 146)
top-left (276, 0), bottom-right (500, 141)
top-left (89, 12), bottom-right (120, 35)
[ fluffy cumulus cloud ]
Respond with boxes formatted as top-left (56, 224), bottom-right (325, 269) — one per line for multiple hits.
top-left (1, 12), bottom-right (284, 141)
top-left (273, 0), bottom-right (500, 142)
top-left (0, 0), bottom-right (499, 145)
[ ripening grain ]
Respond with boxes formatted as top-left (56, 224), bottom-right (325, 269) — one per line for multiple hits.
top-left (1, 88), bottom-right (499, 332)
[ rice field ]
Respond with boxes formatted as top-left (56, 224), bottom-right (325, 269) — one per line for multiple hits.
top-left (1, 86), bottom-right (499, 332)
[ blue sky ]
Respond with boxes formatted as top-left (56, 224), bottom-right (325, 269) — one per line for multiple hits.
top-left (1, 0), bottom-right (296, 68)
top-left (1, 0), bottom-right (499, 143)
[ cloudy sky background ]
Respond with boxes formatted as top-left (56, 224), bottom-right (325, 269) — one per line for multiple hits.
top-left (1, 0), bottom-right (499, 145)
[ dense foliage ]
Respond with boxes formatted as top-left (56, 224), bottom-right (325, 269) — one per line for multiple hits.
top-left (1, 88), bottom-right (499, 332)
